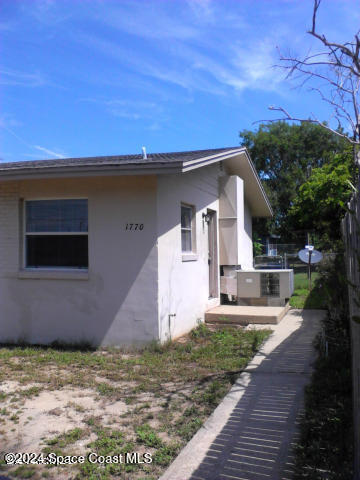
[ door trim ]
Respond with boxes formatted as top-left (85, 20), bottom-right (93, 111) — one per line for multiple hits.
top-left (207, 209), bottom-right (219, 299)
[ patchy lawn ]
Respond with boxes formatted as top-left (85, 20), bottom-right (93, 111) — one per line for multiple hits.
top-left (289, 272), bottom-right (327, 309)
top-left (0, 324), bottom-right (270, 480)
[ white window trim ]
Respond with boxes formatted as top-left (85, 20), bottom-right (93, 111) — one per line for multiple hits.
top-left (18, 270), bottom-right (89, 280)
top-left (22, 198), bottom-right (89, 273)
top-left (181, 202), bottom-right (197, 260)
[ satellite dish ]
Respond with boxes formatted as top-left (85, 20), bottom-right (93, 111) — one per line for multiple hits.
top-left (298, 248), bottom-right (323, 264)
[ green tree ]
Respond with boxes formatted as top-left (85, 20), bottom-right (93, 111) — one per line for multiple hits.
top-left (288, 148), bottom-right (355, 250)
top-left (239, 121), bottom-right (346, 240)
top-left (253, 235), bottom-right (264, 257)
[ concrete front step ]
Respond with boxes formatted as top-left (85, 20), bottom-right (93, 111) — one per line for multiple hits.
top-left (205, 303), bottom-right (290, 325)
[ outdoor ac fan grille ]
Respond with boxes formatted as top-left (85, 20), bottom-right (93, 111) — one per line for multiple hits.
top-left (260, 273), bottom-right (280, 297)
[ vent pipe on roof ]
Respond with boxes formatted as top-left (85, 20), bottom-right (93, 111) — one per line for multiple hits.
top-left (142, 146), bottom-right (147, 160)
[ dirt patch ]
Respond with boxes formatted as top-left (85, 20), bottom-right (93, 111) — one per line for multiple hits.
top-left (0, 324), bottom-right (271, 479)
top-left (1, 386), bottom-right (125, 452)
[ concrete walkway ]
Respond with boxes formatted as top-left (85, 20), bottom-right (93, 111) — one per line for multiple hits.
top-left (160, 309), bottom-right (325, 480)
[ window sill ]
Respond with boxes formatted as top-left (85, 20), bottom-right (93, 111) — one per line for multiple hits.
top-left (182, 253), bottom-right (198, 262)
top-left (18, 269), bottom-right (89, 280)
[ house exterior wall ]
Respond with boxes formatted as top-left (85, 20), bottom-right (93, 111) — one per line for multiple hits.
top-left (243, 200), bottom-right (253, 269)
top-left (218, 176), bottom-right (253, 269)
top-left (0, 176), bottom-right (158, 346)
top-left (0, 165), bottom-right (256, 346)
top-left (157, 163), bottom-right (225, 342)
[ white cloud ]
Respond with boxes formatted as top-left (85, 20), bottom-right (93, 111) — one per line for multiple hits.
top-left (0, 114), bottom-right (23, 128)
top-left (230, 38), bottom-right (284, 91)
top-left (157, 38), bottom-right (282, 94)
top-left (78, 97), bottom-right (162, 120)
top-left (146, 122), bottom-right (161, 131)
top-left (72, 0), bottom-right (287, 99)
top-left (74, 32), bottom-right (220, 95)
top-left (0, 68), bottom-right (45, 87)
top-left (33, 145), bottom-right (65, 158)
top-left (6, 0), bottom-right (360, 101)
top-left (0, 121), bottom-right (66, 159)
top-left (24, 0), bottom-right (72, 25)
top-left (93, 1), bottom-right (199, 41)
top-left (185, 0), bottom-right (215, 24)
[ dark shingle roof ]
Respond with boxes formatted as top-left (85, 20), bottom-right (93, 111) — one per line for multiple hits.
top-left (0, 147), bottom-right (242, 171)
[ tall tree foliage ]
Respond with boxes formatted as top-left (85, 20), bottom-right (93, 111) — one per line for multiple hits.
top-left (239, 121), bottom-right (346, 240)
top-left (288, 148), bottom-right (354, 250)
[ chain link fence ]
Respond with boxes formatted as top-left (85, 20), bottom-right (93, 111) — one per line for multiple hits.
top-left (254, 244), bottom-right (338, 276)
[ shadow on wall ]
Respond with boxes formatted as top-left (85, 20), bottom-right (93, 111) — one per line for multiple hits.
top-left (157, 166), bottom-right (224, 340)
top-left (4, 178), bottom-right (159, 347)
top-left (2, 167), bottom-right (225, 347)
top-left (4, 243), bottom-right (157, 347)
top-left (189, 311), bottom-right (320, 480)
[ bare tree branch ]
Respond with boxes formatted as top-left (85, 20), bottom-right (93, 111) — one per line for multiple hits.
top-left (255, 106), bottom-right (359, 145)
top-left (279, 63), bottom-right (354, 95)
top-left (264, 0), bottom-right (360, 151)
top-left (310, 0), bottom-right (321, 35)
top-left (308, 1), bottom-right (360, 76)
top-left (309, 87), bottom-right (355, 130)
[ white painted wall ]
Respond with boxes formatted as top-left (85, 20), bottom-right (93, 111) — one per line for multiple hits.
top-left (157, 164), bottom-right (223, 342)
top-left (219, 175), bottom-right (253, 269)
top-left (0, 167), bottom-right (255, 347)
top-left (0, 176), bottom-right (158, 346)
top-left (243, 199), bottom-right (253, 269)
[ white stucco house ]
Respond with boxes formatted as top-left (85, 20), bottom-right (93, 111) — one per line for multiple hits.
top-left (0, 147), bottom-right (272, 346)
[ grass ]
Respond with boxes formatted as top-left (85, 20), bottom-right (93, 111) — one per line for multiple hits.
top-left (44, 428), bottom-right (85, 450)
top-left (289, 272), bottom-right (327, 309)
top-left (12, 465), bottom-right (37, 479)
top-left (0, 323), bottom-right (271, 480)
top-left (135, 424), bottom-right (163, 447)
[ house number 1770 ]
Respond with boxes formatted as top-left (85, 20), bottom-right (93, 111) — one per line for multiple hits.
top-left (125, 223), bottom-right (144, 230)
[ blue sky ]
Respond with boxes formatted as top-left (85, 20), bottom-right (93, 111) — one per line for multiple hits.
top-left (0, 0), bottom-right (359, 162)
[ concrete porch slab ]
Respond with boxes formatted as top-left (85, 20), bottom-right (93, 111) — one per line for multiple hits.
top-left (205, 303), bottom-right (290, 325)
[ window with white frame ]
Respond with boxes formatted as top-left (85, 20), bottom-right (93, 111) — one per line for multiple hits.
top-left (181, 204), bottom-right (195, 253)
top-left (24, 199), bottom-right (88, 269)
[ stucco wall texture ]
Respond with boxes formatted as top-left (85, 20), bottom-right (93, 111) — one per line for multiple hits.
top-left (0, 176), bottom-right (158, 346)
top-left (0, 166), bottom-right (253, 346)
top-left (157, 164), bottom-right (222, 342)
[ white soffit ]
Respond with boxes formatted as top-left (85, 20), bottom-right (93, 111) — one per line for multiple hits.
top-left (223, 151), bottom-right (272, 218)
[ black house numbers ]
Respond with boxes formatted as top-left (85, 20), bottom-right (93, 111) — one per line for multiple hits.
top-left (125, 223), bottom-right (144, 230)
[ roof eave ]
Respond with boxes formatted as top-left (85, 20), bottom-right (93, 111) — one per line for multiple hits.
top-left (0, 161), bottom-right (184, 180)
top-left (0, 148), bottom-right (273, 218)
top-left (223, 150), bottom-right (273, 218)
top-left (0, 148), bottom-right (245, 181)
top-left (181, 148), bottom-right (246, 172)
